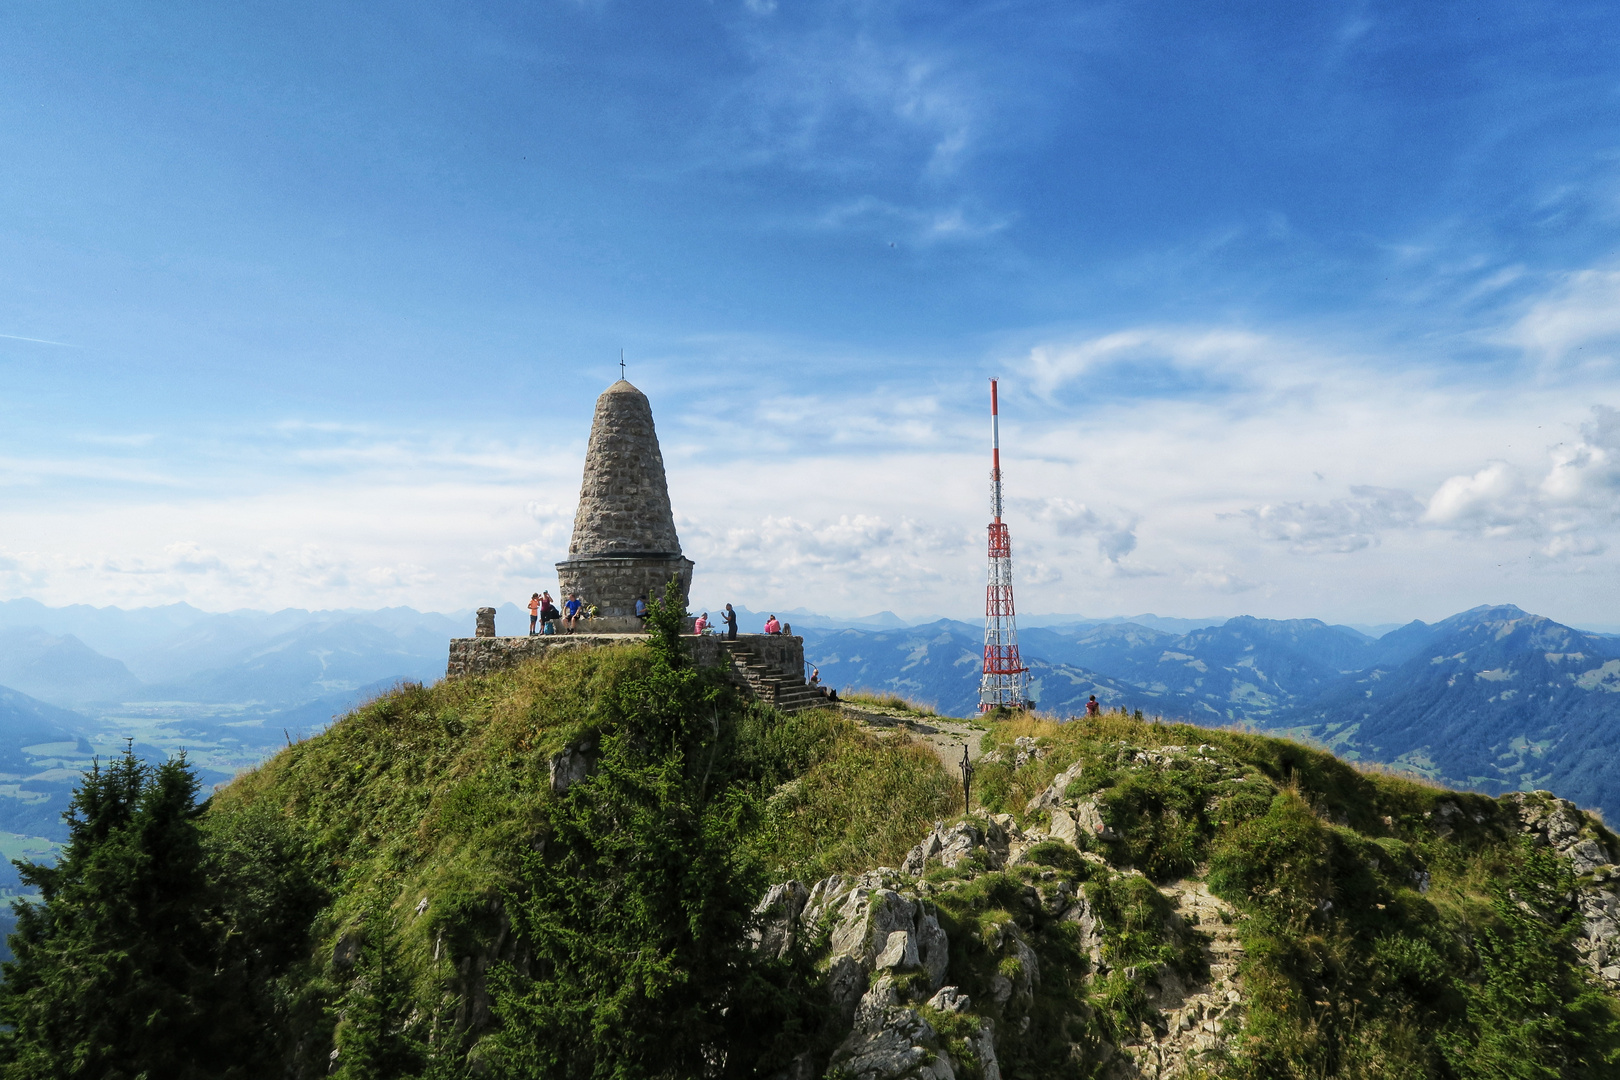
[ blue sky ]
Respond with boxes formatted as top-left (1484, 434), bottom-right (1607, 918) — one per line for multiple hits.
top-left (3, 0), bottom-right (1619, 625)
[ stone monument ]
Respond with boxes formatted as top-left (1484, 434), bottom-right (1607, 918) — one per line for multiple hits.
top-left (554, 379), bottom-right (693, 631)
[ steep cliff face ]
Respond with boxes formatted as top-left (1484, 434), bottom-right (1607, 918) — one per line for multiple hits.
top-left (204, 645), bottom-right (1620, 1079)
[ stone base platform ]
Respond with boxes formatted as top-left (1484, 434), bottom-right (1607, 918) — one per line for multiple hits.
top-left (446, 631), bottom-right (808, 689)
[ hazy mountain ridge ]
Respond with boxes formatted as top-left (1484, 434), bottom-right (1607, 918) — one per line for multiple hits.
top-left (804, 604), bottom-right (1620, 817)
top-left (1, 597), bottom-right (1618, 820)
top-left (1281, 605), bottom-right (1620, 810)
top-left (0, 627), bottom-right (144, 705)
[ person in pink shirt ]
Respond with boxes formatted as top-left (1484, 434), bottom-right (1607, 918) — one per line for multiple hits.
top-left (763, 615), bottom-right (781, 635)
top-left (694, 612), bottom-right (709, 635)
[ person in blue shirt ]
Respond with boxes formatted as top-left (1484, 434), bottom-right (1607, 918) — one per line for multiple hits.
top-left (634, 594), bottom-right (648, 627)
top-left (564, 593), bottom-right (583, 633)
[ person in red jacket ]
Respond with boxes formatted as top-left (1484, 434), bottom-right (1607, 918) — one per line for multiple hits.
top-left (1085, 695), bottom-right (1100, 718)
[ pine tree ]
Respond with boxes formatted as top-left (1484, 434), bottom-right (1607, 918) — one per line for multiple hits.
top-left (488, 578), bottom-right (823, 1079)
top-left (1452, 838), bottom-right (1620, 1078)
top-left (0, 744), bottom-right (322, 1080)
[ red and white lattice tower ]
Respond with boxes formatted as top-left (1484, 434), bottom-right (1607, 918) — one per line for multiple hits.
top-left (979, 379), bottom-right (1029, 711)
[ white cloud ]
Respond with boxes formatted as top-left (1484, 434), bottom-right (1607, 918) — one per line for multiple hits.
top-left (1239, 406), bottom-right (1620, 559)
top-left (1244, 487), bottom-right (1425, 553)
top-left (1505, 270), bottom-right (1620, 369)
top-left (1020, 496), bottom-right (1139, 561)
top-left (1424, 462), bottom-right (1532, 533)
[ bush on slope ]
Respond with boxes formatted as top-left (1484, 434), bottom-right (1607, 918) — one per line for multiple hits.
top-left (969, 713), bottom-right (1620, 1079)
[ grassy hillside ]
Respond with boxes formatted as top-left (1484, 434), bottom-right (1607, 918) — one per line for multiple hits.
top-left (8, 617), bottom-right (1619, 1078)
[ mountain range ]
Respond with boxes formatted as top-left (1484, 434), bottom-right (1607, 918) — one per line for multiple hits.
top-left (797, 603), bottom-right (1620, 818)
top-left (0, 597), bottom-right (1616, 840)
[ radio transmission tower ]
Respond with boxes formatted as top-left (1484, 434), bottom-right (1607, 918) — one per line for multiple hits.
top-left (979, 379), bottom-right (1028, 711)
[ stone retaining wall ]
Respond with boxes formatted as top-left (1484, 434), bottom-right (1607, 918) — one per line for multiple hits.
top-left (446, 632), bottom-right (804, 681)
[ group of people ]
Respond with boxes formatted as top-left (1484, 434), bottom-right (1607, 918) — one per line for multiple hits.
top-left (691, 605), bottom-right (792, 640)
top-left (692, 604), bottom-right (740, 639)
top-left (526, 590), bottom-right (801, 645)
top-left (527, 591), bottom-right (585, 635)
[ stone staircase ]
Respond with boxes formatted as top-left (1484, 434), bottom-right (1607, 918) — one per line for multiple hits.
top-left (721, 641), bottom-right (828, 714)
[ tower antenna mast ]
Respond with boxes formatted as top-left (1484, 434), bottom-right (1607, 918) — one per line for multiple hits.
top-left (979, 379), bottom-right (1028, 711)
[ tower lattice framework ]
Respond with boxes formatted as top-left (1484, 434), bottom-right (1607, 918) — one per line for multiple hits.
top-left (979, 379), bottom-right (1028, 711)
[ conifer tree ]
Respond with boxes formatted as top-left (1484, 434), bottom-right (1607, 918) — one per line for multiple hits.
top-left (488, 578), bottom-right (822, 1079)
top-left (0, 745), bottom-right (322, 1079)
top-left (0, 746), bottom-right (217, 1077)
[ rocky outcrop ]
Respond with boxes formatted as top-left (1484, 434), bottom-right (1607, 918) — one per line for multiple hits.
top-left (901, 817), bottom-right (1010, 876)
top-left (752, 802), bottom-right (1243, 1080)
top-left (1506, 790), bottom-right (1620, 990)
top-left (751, 867), bottom-right (989, 1079)
top-left (806, 873), bottom-right (952, 1019)
top-left (827, 976), bottom-right (996, 1080)
top-left (548, 734), bottom-right (598, 794)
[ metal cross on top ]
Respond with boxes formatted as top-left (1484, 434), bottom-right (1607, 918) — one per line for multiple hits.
top-left (620, 349), bottom-right (626, 378)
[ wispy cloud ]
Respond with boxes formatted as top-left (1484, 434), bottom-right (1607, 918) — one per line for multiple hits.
top-left (1502, 269), bottom-right (1620, 372)
top-left (0, 332), bottom-right (76, 347)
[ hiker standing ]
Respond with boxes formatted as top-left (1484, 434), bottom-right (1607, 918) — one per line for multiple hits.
top-left (723, 604), bottom-right (738, 640)
top-left (1085, 695), bottom-right (1100, 718)
top-left (634, 593), bottom-right (649, 627)
top-left (528, 593), bottom-right (541, 636)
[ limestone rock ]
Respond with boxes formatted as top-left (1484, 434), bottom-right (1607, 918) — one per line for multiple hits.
top-left (876, 930), bottom-right (919, 971)
top-left (1012, 735), bottom-right (1047, 769)
top-left (827, 977), bottom-right (945, 1080)
top-left (917, 908), bottom-right (949, 989)
top-left (752, 881), bottom-right (811, 960)
top-left (901, 818), bottom-right (1009, 876)
top-left (1074, 800), bottom-right (1116, 841)
top-left (1505, 792), bottom-right (1620, 991)
top-left (1026, 762), bottom-right (1084, 815)
top-left (1108, 879), bottom-right (1247, 1079)
top-left (1061, 894), bottom-right (1105, 969)
top-left (548, 737), bottom-right (597, 795)
top-left (332, 930), bottom-right (362, 970)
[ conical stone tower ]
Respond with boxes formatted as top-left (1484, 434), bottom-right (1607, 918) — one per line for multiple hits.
top-left (555, 380), bottom-right (693, 630)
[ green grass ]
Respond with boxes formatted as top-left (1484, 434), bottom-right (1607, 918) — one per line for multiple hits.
top-left (192, 650), bottom-right (1620, 1079)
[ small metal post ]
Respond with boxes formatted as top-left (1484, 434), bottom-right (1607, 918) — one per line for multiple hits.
top-left (959, 745), bottom-right (974, 812)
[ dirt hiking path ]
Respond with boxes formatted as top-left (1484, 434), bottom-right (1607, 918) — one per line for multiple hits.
top-left (837, 705), bottom-right (990, 767)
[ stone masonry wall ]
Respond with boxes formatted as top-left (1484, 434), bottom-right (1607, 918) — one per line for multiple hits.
top-left (447, 632), bottom-right (804, 682)
top-left (555, 554), bottom-right (693, 619)
top-left (567, 380), bottom-right (683, 558)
